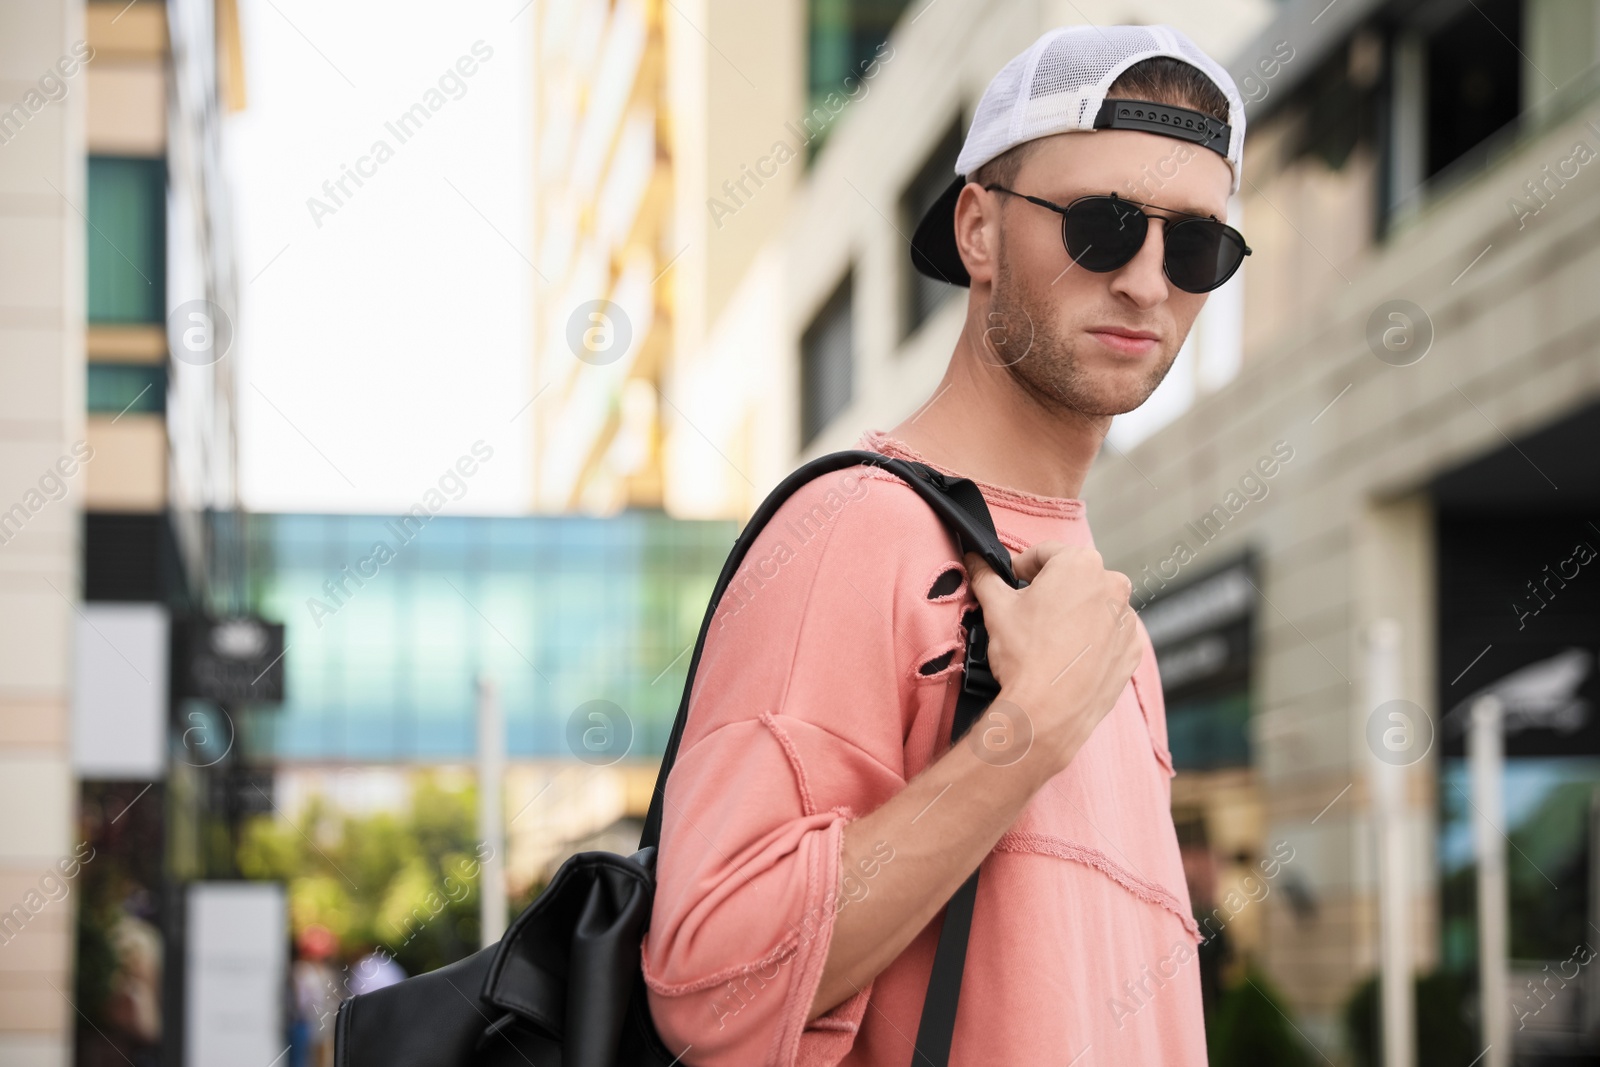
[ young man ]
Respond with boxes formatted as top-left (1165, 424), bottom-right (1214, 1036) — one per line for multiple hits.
top-left (643, 24), bottom-right (1250, 1066)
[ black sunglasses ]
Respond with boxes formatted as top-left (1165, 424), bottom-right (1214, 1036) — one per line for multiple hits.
top-left (983, 185), bottom-right (1251, 294)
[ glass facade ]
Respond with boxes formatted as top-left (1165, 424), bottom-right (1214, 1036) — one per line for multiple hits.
top-left (234, 511), bottom-right (737, 762)
top-left (800, 270), bottom-right (854, 447)
top-left (1434, 503), bottom-right (1600, 983)
top-left (87, 156), bottom-right (166, 323)
top-left (900, 118), bottom-right (963, 339)
top-left (87, 362), bottom-right (166, 415)
top-left (1142, 556), bottom-right (1256, 771)
top-left (805, 0), bottom-right (912, 158)
top-left (1438, 756), bottom-right (1600, 968)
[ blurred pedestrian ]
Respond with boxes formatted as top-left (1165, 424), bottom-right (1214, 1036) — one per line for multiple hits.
top-left (346, 944), bottom-right (406, 996)
top-left (290, 925), bottom-right (342, 1067)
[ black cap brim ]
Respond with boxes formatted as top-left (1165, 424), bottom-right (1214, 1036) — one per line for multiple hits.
top-left (909, 174), bottom-right (971, 289)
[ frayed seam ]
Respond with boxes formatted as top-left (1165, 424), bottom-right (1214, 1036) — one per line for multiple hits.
top-left (994, 830), bottom-right (1201, 940)
top-left (760, 710), bottom-right (816, 815)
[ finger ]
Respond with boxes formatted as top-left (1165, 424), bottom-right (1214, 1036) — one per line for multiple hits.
top-left (1012, 540), bottom-right (1068, 583)
top-left (963, 552), bottom-right (1014, 607)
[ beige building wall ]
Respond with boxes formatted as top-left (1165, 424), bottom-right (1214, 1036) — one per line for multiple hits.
top-left (661, 0), bottom-right (807, 518)
top-left (687, 0), bottom-right (1600, 1052)
top-left (528, 0), bottom-right (807, 518)
top-left (1082, 92), bottom-right (1600, 1036)
top-left (529, 0), bottom-right (671, 514)
top-left (0, 0), bottom-right (86, 1061)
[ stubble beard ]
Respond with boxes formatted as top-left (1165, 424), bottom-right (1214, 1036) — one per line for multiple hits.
top-left (985, 234), bottom-right (1177, 418)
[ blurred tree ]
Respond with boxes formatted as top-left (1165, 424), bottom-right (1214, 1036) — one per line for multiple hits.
top-left (237, 773), bottom-right (484, 980)
top-left (1207, 962), bottom-right (1313, 1066)
top-left (1343, 969), bottom-right (1475, 1067)
top-left (74, 782), bottom-right (165, 1066)
top-left (1440, 776), bottom-right (1593, 971)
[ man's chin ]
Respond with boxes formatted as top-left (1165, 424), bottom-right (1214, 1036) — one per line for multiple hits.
top-left (1074, 396), bottom-right (1150, 418)
top-left (1070, 373), bottom-right (1165, 417)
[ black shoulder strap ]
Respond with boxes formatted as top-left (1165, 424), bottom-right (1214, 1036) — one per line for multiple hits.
top-left (909, 609), bottom-right (998, 1064)
top-left (639, 449), bottom-right (1013, 1066)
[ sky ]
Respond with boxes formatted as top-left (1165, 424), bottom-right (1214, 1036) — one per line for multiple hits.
top-left (226, 0), bottom-right (533, 514)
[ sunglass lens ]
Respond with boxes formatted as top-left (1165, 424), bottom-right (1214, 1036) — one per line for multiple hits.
top-left (1062, 197), bottom-right (1146, 272)
top-left (1165, 219), bottom-right (1246, 293)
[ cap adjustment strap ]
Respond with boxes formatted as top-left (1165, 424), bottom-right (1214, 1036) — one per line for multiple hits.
top-left (1092, 97), bottom-right (1230, 157)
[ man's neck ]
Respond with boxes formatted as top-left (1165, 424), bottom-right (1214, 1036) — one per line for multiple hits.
top-left (887, 334), bottom-right (1110, 501)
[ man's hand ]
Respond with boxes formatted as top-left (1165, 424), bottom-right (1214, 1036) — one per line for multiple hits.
top-left (808, 542), bottom-right (1144, 1023)
top-left (963, 542), bottom-right (1141, 778)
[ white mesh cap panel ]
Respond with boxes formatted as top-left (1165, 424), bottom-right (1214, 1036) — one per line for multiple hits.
top-left (957, 49), bottom-right (1031, 185)
top-left (954, 23), bottom-right (1246, 197)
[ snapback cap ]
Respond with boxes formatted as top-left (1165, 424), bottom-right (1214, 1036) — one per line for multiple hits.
top-left (910, 23), bottom-right (1247, 288)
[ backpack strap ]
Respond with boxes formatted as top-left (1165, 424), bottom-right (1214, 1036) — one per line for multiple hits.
top-left (640, 449), bottom-right (1014, 848)
top-left (909, 599), bottom-right (1000, 1065)
top-left (639, 449), bottom-right (1015, 1067)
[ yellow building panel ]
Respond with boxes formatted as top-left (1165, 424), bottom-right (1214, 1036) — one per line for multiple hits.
top-left (85, 413), bottom-right (165, 511)
top-left (217, 0), bottom-right (248, 112)
top-left (86, 1), bottom-right (169, 59)
top-left (87, 324), bottom-right (166, 363)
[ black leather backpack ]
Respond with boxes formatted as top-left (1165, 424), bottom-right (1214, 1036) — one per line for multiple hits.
top-left (334, 450), bottom-right (1017, 1067)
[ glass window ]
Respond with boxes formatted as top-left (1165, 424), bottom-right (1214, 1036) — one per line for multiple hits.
top-left (1140, 557), bottom-right (1257, 772)
top-left (804, 0), bottom-right (912, 160)
top-left (87, 362), bottom-right (166, 415)
top-left (1424, 0), bottom-right (1522, 180)
top-left (799, 270), bottom-right (854, 448)
top-left (236, 512), bottom-right (737, 762)
top-left (900, 117), bottom-right (964, 340)
top-left (87, 157), bottom-right (166, 324)
top-left (1435, 505), bottom-right (1600, 981)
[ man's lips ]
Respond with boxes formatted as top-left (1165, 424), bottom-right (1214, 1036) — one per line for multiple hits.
top-left (1086, 326), bottom-right (1160, 355)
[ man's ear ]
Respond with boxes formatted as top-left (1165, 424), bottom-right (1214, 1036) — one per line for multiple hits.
top-left (954, 183), bottom-right (1000, 287)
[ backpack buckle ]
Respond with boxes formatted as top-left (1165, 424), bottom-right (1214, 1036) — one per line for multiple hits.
top-left (960, 612), bottom-right (1000, 702)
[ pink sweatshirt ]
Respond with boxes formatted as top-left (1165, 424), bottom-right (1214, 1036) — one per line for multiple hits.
top-left (642, 430), bottom-right (1206, 1066)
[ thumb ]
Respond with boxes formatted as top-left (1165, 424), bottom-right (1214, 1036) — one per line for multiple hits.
top-left (963, 552), bottom-right (1013, 609)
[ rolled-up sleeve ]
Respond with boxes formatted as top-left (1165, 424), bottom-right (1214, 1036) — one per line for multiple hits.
top-left (641, 470), bottom-right (960, 1066)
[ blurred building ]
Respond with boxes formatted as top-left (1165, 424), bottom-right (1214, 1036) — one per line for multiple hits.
top-left (678, 0), bottom-right (1600, 1055)
top-left (233, 509), bottom-right (736, 898)
top-left (529, 0), bottom-right (670, 512)
top-left (531, 0), bottom-right (882, 518)
top-left (672, 0), bottom-right (1600, 1058)
top-left (0, 0), bottom-right (91, 1056)
top-left (1100, 0), bottom-right (1600, 1055)
top-left (0, 0), bottom-right (246, 1062)
top-left (235, 510), bottom-right (733, 762)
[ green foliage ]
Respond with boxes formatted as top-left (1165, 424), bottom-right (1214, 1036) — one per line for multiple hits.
top-left (73, 782), bottom-right (165, 1031)
top-left (236, 773), bottom-right (485, 978)
top-left (1441, 778), bottom-right (1592, 966)
top-left (1343, 970), bottom-right (1475, 1067)
top-left (72, 887), bottom-right (119, 1026)
top-left (1207, 964), bottom-right (1313, 1067)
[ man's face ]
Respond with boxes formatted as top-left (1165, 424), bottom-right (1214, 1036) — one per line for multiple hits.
top-left (964, 128), bottom-right (1235, 417)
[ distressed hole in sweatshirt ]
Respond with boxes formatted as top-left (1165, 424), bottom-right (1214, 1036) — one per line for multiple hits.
top-left (926, 566), bottom-right (964, 600)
